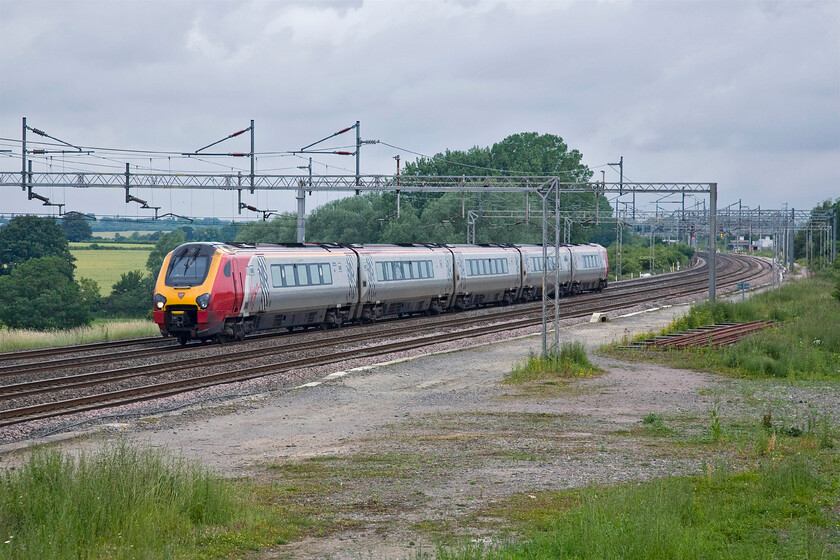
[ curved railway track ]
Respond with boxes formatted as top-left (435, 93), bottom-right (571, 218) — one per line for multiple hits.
top-left (0, 253), bottom-right (771, 431)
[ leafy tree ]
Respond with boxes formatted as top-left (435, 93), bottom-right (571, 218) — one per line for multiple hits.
top-left (178, 226), bottom-right (195, 241)
top-left (304, 193), bottom-right (410, 243)
top-left (0, 215), bottom-right (74, 275)
top-left (238, 133), bottom-right (608, 246)
top-left (402, 132), bottom-right (597, 217)
top-left (145, 230), bottom-right (186, 276)
top-left (191, 226), bottom-right (221, 242)
top-left (59, 217), bottom-right (93, 242)
top-left (219, 222), bottom-right (239, 241)
top-left (0, 256), bottom-right (92, 330)
top-left (794, 198), bottom-right (840, 268)
top-left (100, 270), bottom-right (154, 317)
top-left (235, 213), bottom-right (297, 244)
top-left (78, 277), bottom-right (102, 315)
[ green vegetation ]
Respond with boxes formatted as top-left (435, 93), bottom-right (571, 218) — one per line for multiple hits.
top-left (235, 132), bottom-right (617, 246)
top-left (0, 256), bottom-right (98, 331)
top-left (0, 320), bottom-right (159, 352)
top-left (0, 443), bottom-right (319, 560)
top-left (641, 412), bottom-right (671, 436)
top-left (615, 272), bottom-right (840, 381)
top-left (505, 342), bottom-right (601, 384)
top-left (0, 215), bottom-right (74, 274)
top-left (70, 241), bottom-right (155, 250)
top-left (440, 449), bottom-right (839, 559)
top-left (606, 242), bottom-right (694, 278)
top-left (71, 246), bottom-right (152, 295)
top-left (59, 216), bottom-right (93, 241)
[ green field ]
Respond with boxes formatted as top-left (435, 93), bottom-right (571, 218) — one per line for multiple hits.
top-left (70, 241), bottom-right (154, 250)
top-left (71, 247), bottom-right (153, 294)
top-left (91, 231), bottom-right (169, 239)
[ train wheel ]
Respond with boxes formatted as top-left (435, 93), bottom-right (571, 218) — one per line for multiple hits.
top-left (178, 335), bottom-right (189, 347)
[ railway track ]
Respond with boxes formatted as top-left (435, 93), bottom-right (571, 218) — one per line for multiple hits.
top-left (620, 320), bottom-right (775, 349)
top-left (0, 253), bottom-right (771, 431)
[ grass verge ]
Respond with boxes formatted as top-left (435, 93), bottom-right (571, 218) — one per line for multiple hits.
top-left (608, 272), bottom-right (840, 381)
top-left (440, 441), bottom-right (839, 559)
top-left (0, 442), bottom-right (323, 560)
top-left (0, 320), bottom-right (159, 352)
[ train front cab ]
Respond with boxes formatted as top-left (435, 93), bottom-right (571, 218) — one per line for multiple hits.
top-left (153, 243), bottom-right (242, 345)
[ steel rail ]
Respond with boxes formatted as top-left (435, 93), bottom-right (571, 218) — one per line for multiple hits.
top-left (0, 254), bottom-right (769, 427)
top-left (0, 251), bottom-right (751, 381)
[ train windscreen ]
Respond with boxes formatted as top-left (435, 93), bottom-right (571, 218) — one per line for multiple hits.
top-left (165, 245), bottom-right (213, 287)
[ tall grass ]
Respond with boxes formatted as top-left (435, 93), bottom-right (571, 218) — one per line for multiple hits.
top-left (0, 320), bottom-right (159, 352)
top-left (635, 273), bottom-right (840, 380)
top-left (438, 453), bottom-right (837, 559)
top-left (505, 342), bottom-right (600, 384)
top-left (0, 442), bottom-right (323, 558)
top-left (0, 443), bottom-right (235, 559)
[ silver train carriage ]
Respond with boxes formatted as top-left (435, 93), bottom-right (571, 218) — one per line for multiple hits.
top-left (153, 242), bottom-right (608, 342)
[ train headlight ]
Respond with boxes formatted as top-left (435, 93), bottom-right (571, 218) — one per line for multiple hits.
top-left (196, 293), bottom-right (211, 309)
top-left (154, 294), bottom-right (166, 310)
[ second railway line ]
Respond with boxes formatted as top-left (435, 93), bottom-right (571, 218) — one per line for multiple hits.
top-left (0, 253), bottom-right (771, 436)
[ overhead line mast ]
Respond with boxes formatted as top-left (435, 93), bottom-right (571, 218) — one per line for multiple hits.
top-left (181, 120), bottom-right (256, 215)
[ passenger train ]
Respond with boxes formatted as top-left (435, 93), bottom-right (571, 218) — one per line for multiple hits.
top-left (152, 242), bottom-right (609, 345)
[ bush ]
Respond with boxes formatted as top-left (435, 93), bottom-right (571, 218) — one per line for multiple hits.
top-left (0, 257), bottom-right (93, 330)
top-left (100, 270), bottom-right (154, 318)
top-left (506, 342), bottom-right (599, 383)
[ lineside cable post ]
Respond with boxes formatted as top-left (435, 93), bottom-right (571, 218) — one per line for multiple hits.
top-left (709, 183), bottom-right (717, 302)
top-left (21, 117), bottom-right (26, 191)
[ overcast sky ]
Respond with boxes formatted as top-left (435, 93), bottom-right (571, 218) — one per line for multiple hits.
top-left (1, 0), bottom-right (838, 221)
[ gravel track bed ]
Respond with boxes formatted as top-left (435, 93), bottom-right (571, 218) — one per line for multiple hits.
top-left (0, 256), bottom-right (771, 446)
top-left (0, 259), bottom-right (800, 559)
top-left (0, 280), bottom-right (751, 446)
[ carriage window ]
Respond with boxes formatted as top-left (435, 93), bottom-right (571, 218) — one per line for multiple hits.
top-left (271, 262), bottom-right (332, 288)
top-left (308, 263), bottom-right (322, 285)
top-left (296, 264), bottom-right (309, 286)
top-left (375, 259), bottom-right (434, 281)
top-left (270, 265), bottom-right (284, 288)
top-left (281, 264), bottom-right (295, 286)
top-left (423, 261), bottom-right (433, 278)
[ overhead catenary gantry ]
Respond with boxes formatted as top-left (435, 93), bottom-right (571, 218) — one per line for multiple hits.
top-left (0, 168), bottom-right (720, 357)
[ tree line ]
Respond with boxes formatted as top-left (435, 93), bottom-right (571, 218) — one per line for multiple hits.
top-left (7, 132), bottom-right (829, 331)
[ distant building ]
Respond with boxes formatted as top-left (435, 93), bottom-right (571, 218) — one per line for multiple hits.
top-left (728, 236), bottom-right (773, 252)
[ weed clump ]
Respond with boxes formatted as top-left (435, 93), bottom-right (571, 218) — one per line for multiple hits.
top-left (505, 342), bottom-right (601, 384)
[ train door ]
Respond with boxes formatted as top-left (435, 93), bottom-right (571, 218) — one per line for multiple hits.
top-left (230, 258), bottom-right (244, 313)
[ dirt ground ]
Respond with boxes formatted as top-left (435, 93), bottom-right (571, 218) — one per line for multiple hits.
top-left (3, 295), bottom-right (836, 559)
